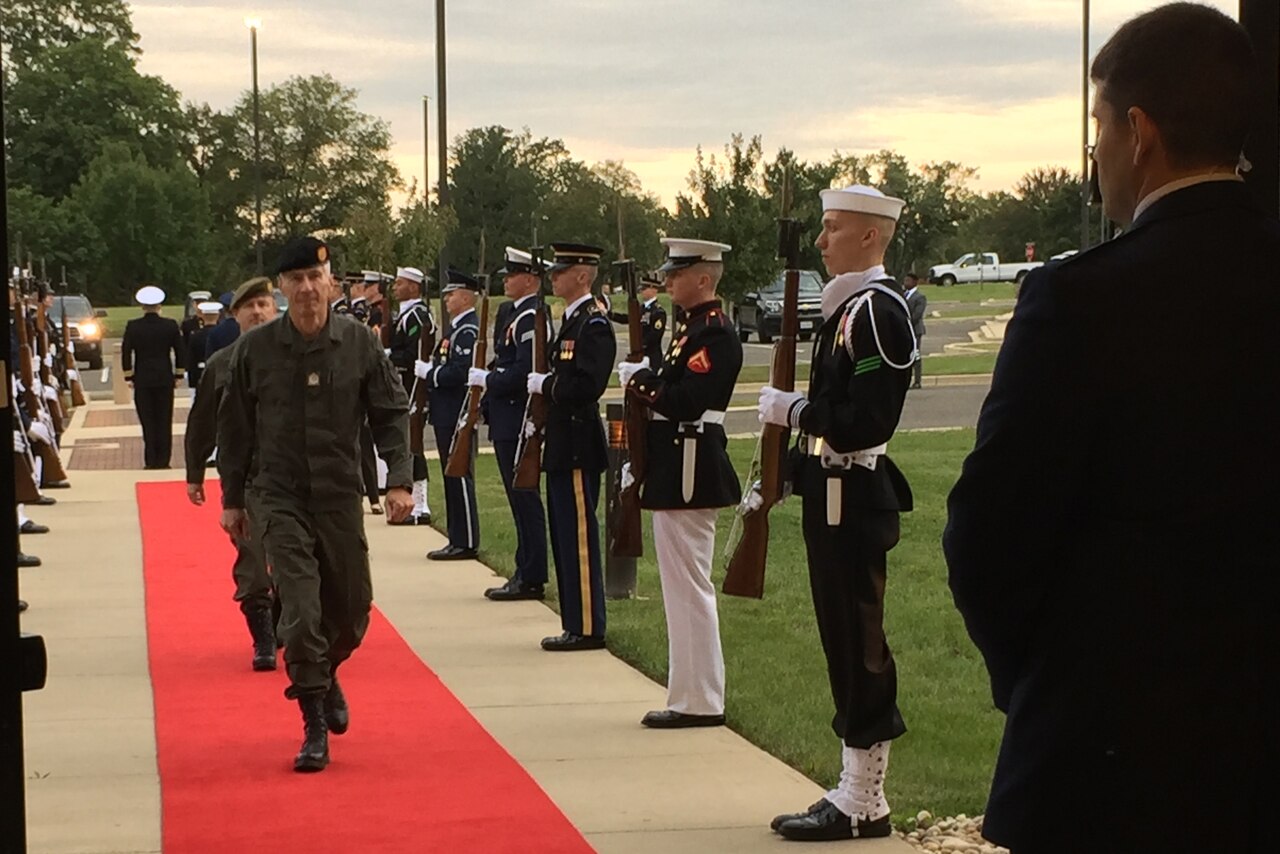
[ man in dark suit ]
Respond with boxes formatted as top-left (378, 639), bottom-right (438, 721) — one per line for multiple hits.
top-left (121, 285), bottom-right (184, 469)
top-left (944, 6), bottom-right (1279, 853)
top-left (472, 247), bottom-right (549, 601)
top-left (902, 273), bottom-right (926, 389)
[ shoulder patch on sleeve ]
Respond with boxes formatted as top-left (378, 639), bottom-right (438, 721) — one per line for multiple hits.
top-left (687, 347), bottom-right (712, 374)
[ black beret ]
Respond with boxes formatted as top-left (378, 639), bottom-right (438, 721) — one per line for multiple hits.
top-left (275, 236), bottom-right (330, 275)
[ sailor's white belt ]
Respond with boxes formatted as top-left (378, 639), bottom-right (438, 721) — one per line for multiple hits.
top-left (803, 436), bottom-right (885, 471)
top-left (650, 409), bottom-right (726, 427)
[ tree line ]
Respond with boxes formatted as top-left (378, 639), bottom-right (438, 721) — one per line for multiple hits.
top-left (4, 0), bottom-right (1100, 307)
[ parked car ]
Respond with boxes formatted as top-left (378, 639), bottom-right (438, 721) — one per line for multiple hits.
top-left (927, 252), bottom-right (1043, 286)
top-left (733, 270), bottom-right (825, 343)
top-left (47, 294), bottom-right (107, 370)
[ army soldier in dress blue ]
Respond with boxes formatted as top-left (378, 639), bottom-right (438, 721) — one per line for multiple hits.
top-left (609, 274), bottom-right (666, 365)
top-left (329, 275), bottom-right (351, 316)
top-left (470, 247), bottom-right (550, 600)
top-left (525, 243), bottom-right (617, 651)
top-left (617, 238), bottom-right (741, 728)
top-left (219, 236), bottom-right (415, 773)
top-left (122, 285), bottom-right (185, 469)
top-left (387, 266), bottom-right (436, 524)
top-left (757, 186), bottom-right (916, 842)
top-left (415, 270), bottom-right (482, 560)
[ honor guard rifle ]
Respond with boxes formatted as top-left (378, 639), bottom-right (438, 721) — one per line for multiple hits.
top-left (408, 275), bottom-right (436, 459)
top-left (608, 259), bottom-right (646, 558)
top-left (34, 271), bottom-right (67, 436)
top-left (59, 269), bottom-right (87, 407)
top-left (513, 247), bottom-right (550, 489)
top-left (13, 271), bottom-right (70, 485)
top-left (722, 169), bottom-right (802, 599)
top-left (445, 274), bottom-right (490, 477)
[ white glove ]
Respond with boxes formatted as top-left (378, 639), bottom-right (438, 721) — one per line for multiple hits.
top-left (28, 421), bottom-right (53, 446)
top-left (467, 367), bottom-right (490, 388)
top-left (384, 348), bottom-right (392, 357)
top-left (42, 385), bottom-right (59, 401)
top-left (414, 359), bottom-right (432, 380)
top-left (44, 353), bottom-right (53, 368)
top-left (67, 369), bottom-right (80, 382)
top-left (616, 357), bottom-right (650, 388)
top-left (522, 418), bottom-right (537, 438)
top-left (620, 462), bottom-right (635, 491)
top-left (68, 341), bottom-right (76, 354)
top-left (758, 385), bottom-right (808, 428)
top-left (527, 372), bottom-right (548, 395)
top-left (31, 377), bottom-right (43, 397)
top-left (13, 430), bottom-right (25, 453)
top-left (743, 481), bottom-right (764, 513)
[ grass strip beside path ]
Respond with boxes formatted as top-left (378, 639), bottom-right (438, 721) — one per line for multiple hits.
top-left (425, 429), bottom-right (1001, 823)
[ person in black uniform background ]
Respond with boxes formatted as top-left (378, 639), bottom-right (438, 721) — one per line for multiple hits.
top-left (903, 273), bottom-right (926, 389)
top-left (946, 7), bottom-right (1279, 853)
top-left (757, 185), bottom-right (916, 841)
top-left (470, 247), bottom-right (550, 601)
top-left (388, 266), bottom-right (436, 525)
top-left (526, 243), bottom-right (616, 651)
top-left (204, 292), bottom-right (239, 359)
top-left (415, 270), bottom-right (481, 560)
top-left (185, 301), bottom-right (223, 396)
top-left (122, 285), bottom-right (185, 469)
top-left (618, 238), bottom-right (741, 728)
top-left (609, 273), bottom-right (666, 365)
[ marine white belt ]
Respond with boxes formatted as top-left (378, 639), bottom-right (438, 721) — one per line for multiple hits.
top-left (650, 410), bottom-right (726, 426)
top-left (805, 437), bottom-right (886, 471)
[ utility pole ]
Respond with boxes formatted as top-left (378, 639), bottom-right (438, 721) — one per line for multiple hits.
top-left (246, 18), bottom-right (264, 275)
top-left (435, 0), bottom-right (450, 327)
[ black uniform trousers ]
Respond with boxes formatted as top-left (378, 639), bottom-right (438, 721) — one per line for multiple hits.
top-left (800, 464), bottom-right (907, 748)
top-left (433, 421), bottom-right (479, 549)
top-left (546, 468), bottom-right (605, 638)
top-left (134, 384), bottom-right (175, 468)
top-left (359, 421), bottom-right (380, 506)
top-left (493, 438), bottom-right (548, 586)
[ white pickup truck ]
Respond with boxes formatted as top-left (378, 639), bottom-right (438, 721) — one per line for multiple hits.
top-left (927, 252), bottom-right (1043, 286)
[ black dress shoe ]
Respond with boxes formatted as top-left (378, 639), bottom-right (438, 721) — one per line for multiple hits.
top-left (485, 578), bottom-right (545, 601)
top-left (17, 553), bottom-right (42, 568)
top-left (42, 479), bottom-right (71, 489)
top-left (426, 545), bottom-right (477, 561)
top-left (776, 801), bottom-right (891, 842)
top-left (640, 709), bottom-right (725, 729)
top-left (771, 799), bottom-right (829, 832)
top-left (33, 495), bottom-right (57, 506)
top-left (20, 521), bottom-right (50, 535)
top-left (540, 632), bottom-right (606, 652)
top-left (18, 600), bottom-right (28, 613)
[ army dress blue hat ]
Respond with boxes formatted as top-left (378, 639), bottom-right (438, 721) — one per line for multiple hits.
top-left (658, 238), bottom-right (732, 273)
top-left (548, 242), bottom-right (603, 272)
top-left (218, 291), bottom-right (235, 309)
top-left (441, 269), bottom-right (483, 294)
top-left (135, 285), bottom-right (166, 306)
top-left (275, 236), bottom-right (330, 275)
top-left (497, 247), bottom-right (547, 276)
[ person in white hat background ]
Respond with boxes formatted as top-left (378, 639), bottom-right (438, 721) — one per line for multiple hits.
top-left (616, 237), bottom-right (742, 729)
top-left (756, 185), bottom-right (917, 841)
top-left (122, 284), bottom-right (185, 469)
top-left (184, 301), bottom-right (225, 401)
top-left (385, 265), bottom-right (437, 525)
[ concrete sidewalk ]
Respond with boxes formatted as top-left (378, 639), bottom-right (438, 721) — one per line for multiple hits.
top-left (20, 400), bottom-right (914, 853)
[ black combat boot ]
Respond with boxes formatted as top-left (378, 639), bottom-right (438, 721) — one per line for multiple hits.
top-left (324, 677), bottom-right (349, 735)
top-left (294, 695), bottom-right (329, 773)
top-left (244, 607), bottom-right (277, 672)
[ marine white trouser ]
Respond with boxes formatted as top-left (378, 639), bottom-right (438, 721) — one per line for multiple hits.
top-left (826, 741), bottom-right (891, 820)
top-left (652, 508), bottom-right (725, 716)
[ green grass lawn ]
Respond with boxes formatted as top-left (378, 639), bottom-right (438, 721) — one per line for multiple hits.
top-left (426, 429), bottom-right (1002, 823)
top-left (924, 282), bottom-right (1018, 303)
top-left (931, 307), bottom-right (1013, 319)
top-left (923, 353), bottom-right (998, 375)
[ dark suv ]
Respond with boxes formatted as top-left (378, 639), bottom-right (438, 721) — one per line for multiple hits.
top-left (732, 270), bottom-right (825, 343)
top-left (47, 294), bottom-right (108, 370)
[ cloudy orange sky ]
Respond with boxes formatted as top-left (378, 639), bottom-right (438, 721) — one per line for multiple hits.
top-left (130, 0), bottom-right (1238, 207)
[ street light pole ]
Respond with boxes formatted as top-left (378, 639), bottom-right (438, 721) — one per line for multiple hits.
top-left (246, 17), bottom-right (264, 275)
top-left (422, 95), bottom-right (430, 205)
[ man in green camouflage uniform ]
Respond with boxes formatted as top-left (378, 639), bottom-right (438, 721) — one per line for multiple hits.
top-left (218, 236), bottom-right (414, 773)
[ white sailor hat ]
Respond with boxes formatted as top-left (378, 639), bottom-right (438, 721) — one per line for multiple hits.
top-left (196, 301), bottom-right (224, 314)
top-left (819, 185), bottom-right (906, 221)
top-left (135, 285), bottom-right (166, 306)
top-left (362, 270), bottom-right (383, 284)
top-left (396, 266), bottom-right (425, 284)
top-left (658, 238), bottom-right (732, 273)
top-left (497, 247), bottom-right (546, 276)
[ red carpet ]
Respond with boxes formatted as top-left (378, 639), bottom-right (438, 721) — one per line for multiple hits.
top-left (138, 481), bottom-right (594, 853)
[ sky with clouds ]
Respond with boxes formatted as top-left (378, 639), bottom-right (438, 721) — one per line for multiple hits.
top-left (129, 0), bottom-right (1238, 207)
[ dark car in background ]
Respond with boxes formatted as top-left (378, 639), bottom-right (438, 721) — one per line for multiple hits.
top-left (47, 294), bottom-right (107, 370)
top-left (732, 270), bottom-right (825, 343)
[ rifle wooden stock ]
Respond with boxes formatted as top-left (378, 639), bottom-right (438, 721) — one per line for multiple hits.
top-left (15, 304), bottom-right (41, 422)
top-left (610, 260), bottom-right (645, 558)
top-left (14, 453), bottom-right (42, 504)
top-left (409, 307), bottom-right (434, 457)
top-left (513, 300), bottom-right (548, 490)
top-left (444, 296), bottom-right (489, 477)
top-left (723, 212), bottom-right (803, 600)
top-left (61, 299), bottom-right (87, 407)
top-left (36, 301), bottom-right (66, 434)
